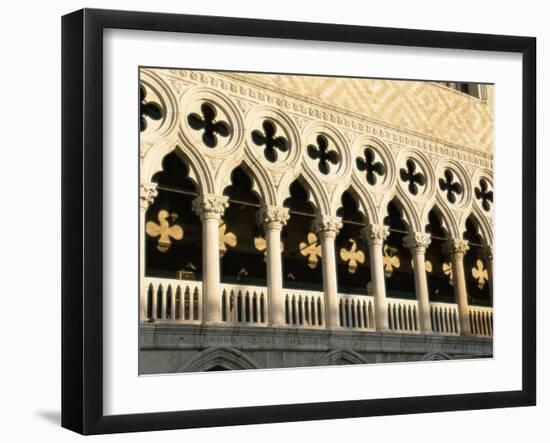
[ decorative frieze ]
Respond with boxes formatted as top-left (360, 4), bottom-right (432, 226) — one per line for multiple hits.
top-left (156, 68), bottom-right (492, 168)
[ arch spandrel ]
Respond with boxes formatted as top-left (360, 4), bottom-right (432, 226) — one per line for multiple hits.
top-left (278, 171), bottom-right (329, 215)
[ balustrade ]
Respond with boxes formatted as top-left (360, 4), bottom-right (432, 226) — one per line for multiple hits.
top-left (141, 278), bottom-right (492, 337)
top-left (469, 306), bottom-right (493, 336)
top-left (221, 283), bottom-right (268, 326)
top-left (284, 289), bottom-right (325, 328)
top-left (143, 277), bottom-right (201, 322)
top-left (430, 302), bottom-right (460, 335)
top-left (338, 294), bottom-right (375, 330)
top-left (387, 298), bottom-right (420, 333)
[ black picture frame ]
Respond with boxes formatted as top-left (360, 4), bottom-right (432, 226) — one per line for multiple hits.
top-left (61, 8), bottom-right (536, 435)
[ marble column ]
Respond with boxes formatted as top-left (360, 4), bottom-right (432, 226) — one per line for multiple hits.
top-left (444, 239), bottom-right (471, 335)
top-left (362, 224), bottom-right (390, 332)
top-left (403, 232), bottom-right (432, 333)
top-left (257, 206), bottom-right (289, 327)
top-left (140, 182), bottom-right (157, 322)
top-left (192, 193), bottom-right (229, 324)
top-left (483, 244), bottom-right (494, 306)
top-left (313, 215), bottom-right (343, 330)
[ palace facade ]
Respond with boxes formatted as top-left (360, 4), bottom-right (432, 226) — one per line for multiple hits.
top-left (139, 68), bottom-right (494, 373)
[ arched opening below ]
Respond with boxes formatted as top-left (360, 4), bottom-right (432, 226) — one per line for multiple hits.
top-left (282, 180), bottom-right (323, 291)
top-left (146, 152), bottom-right (202, 280)
top-left (463, 216), bottom-right (491, 307)
top-left (425, 209), bottom-right (454, 303)
top-left (335, 191), bottom-right (371, 295)
top-left (383, 200), bottom-right (415, 299)
top-left (221, 167), bottom-right (266, 286)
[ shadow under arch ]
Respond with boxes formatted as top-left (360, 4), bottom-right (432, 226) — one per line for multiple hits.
top-left (314, 349), bottom-right (369, 367)
top-left (177, 347), bottom-right (262, 372)
top-left (424, 206), bottom-right (454, 303)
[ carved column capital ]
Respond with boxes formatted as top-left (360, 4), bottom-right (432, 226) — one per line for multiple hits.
top-left (444, 238), bottom-right (470, 256)
top-left (482, 244), bottom-right (494, 261)
top-left (192, 193), bottom-right (229, 221)
top-left (403, 232), bottom-right (432, 252)
top-left (140, 182), bottom-right (158, 210)
top-left (361, 223), bottom-right (390, 246)
top-left (312, 215), bottom-right (342, 239)
top-left (256, 205), bottom-right (289, 230)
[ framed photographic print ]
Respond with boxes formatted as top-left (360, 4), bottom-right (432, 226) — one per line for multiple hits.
top-left (61, 8), bottom-right (536, 435)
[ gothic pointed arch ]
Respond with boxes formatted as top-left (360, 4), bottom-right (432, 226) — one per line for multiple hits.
top-left (383, 199), bottom-right (415, 300)
top-left (335, 190), bottom-right (371, 296)
top-left (220, 166), bottom-right (266, 286)
top-left (314, 349), bottom-right (369, 366)
top-left (146, 152), bottom-right (202, 282)
top-left (424, 207), bottom-right (454, 303)
top-left (177, 347), bottom-right (261, 372)
top-left (463, 214), bottom-right (491, 307)
top-left (282, 178), bottom-right (323, 291)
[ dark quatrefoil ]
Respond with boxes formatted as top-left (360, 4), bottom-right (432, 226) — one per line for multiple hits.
top-left (140, 86), bottom-right (163, 132)
top-left (187, 103), bottom-right (231, 148)
top-left (251, 120), bottom-right (289, 162)
top-left (439, 169), bottom-right (463, 204)
top-left (475, 178), bottom-right (493, 211)
top-left (400, 159), bottom-right (425, 195)
top-left (356, 147), bottom-right (386, 185)
top-left (307, 135), bottom-right (340, 175)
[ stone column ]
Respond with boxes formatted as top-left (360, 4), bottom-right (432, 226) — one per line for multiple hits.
top-left (312, 215), bottom-right (343, 330)
top-left (256, 206), bottom-right (289, 327)
top-left (403, 232), bottom-right (432, 333)
top-left (444, 239), bottom-right (471, 335)
top-left (482, 245), bottom-right (494, 306)
top-left (192, 193), bottom-right (229, 324)
top-left (140, 182), bottom-right (158, 322)
top-left (362, 224), bottom-right (390, 332)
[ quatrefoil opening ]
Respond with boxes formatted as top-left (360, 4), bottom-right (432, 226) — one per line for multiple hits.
top-left (307, 135), bottom-right (340, 175)
top-left (187, 102), bottom-right (231, 148)
top-left (475, 178), bottom-right (493, 212)
top-left (140, 86), bottom-right (163, 132)
top-left (399, 159), bottom-right (425, 195)
top-left (439, 169), bottom-right (463, 204)
top-left (251, 120), bottom-right (289, 163)
top-left (356, 147), bottom-right (386, 185)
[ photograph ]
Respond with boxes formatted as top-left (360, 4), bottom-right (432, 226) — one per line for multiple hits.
top-left (139, 67), bottom-right (494, 374)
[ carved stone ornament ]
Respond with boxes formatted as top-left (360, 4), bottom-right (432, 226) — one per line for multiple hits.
top-left (444, 238), bottom-right (470, 256)
top-left (256, 206), bottom-right (290, 230)
top-left (312, 215), bottom-right (342, 237)
top-left (140, 182), bottom-right (158, 209)
top-left (403, 232), bottom-right (432, 252)
top-left (362, 224), bottom-right (390, 244)
top-left (192, 194), bottom-right (229, 220)
top-left (482, 244), bottom-right (494, 262)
